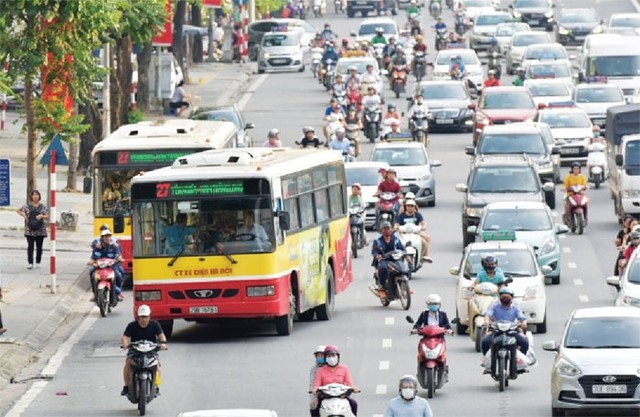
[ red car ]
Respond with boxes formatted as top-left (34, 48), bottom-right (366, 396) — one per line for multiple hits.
top-left (469, 86), bottom-right (539, 145)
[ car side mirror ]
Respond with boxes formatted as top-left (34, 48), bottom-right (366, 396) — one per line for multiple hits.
top-left (551, 146), bottom-right (560, 155)
top-left (541, 265), bottom-right (553, 275)
top-left (245, 122), bottom-right (255, 130)
top-left (615, 154), bottom-right (623, 167)
top-left (537, 103), bottom-right (547, 110)
top-left (555, 224), bottom-right (569, 234)
top-left (578, 72), bottom-right (585, 83)
top-left (466, 225), bottom-right (477, 234)
top-left (465, 145), bottom-right (475, 156)
top-left (350, 31), bottom-right (357, 37)
top-left (542, 182), bottom-right (555, 192)
top-left (449, 266), bottom-right (460, 276)
top-left (431, 159), bottom-right (442, 167)
top-left (455, 183), bottom-right (468, 193)
top-left (83, 176), bottom-right (92, 194)
top-left (606, 275), bottom-right (621, 291)
top-left (542, 340), bottom-right (559, 352)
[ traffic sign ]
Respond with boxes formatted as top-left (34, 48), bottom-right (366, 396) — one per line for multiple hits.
top-left (40, 135), bottom-right (69, 166)
top-left (0, 158), bottom-right (10, 206)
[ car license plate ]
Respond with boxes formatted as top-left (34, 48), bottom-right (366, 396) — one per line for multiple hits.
top-left (189, 306), bottom-right (218, 314)
top-left (436, 118), bottom-right (454, 124)
top-left (574, 35), bottom-right (585, 41)
top-left (592, 384), bottom-right (627, 394)
top-left (593, 118), bottom-right (605, 125)
top-left (561, 148), bottom-right (580, 154)
top-left (529, 20), bottom-right (539, 25)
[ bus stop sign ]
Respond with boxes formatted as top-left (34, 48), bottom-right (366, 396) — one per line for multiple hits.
top-left (0, 159), bottom-right (10, 206)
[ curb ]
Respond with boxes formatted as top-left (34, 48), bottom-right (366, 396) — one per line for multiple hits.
top-left (0, 266), bottom-right (91, 392)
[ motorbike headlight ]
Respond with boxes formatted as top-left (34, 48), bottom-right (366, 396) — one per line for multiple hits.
top-left (513, 10), bottom-right (522, 18)
top-left (466, 207), bottom-right (483, 218)
top-left (523, 286), bottom-right (541, 301)
top-left (556, 357), bottom-right (582, 377)
top-left (544, 10), bottom-right (553, 18)
top-left (558, 26), bottom-right (570, 35)
top-left (539, 236), bottom-right (556, 256)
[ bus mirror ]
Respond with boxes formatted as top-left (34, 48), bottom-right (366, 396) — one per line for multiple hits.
top-left (83, 176), bottom-right (92, 194)
top-left (278, 212), bottom-right (290, 231)
top-left (113, 214), bottom-right (125, 234)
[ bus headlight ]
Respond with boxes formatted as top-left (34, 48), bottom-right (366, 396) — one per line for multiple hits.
top-left (135, 290), bottom-right (162, 301)
top-left (247, 285), bottom-right (275, 297)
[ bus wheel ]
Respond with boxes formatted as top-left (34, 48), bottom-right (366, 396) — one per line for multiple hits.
top-left (159, 320), bottom-right (174, 338)
top-left (275, 289), bottom-right (295, 336)
top-left (316, 266), bottom-right (335, 321)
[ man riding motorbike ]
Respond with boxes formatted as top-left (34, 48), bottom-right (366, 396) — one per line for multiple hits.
top-left (394, 199), bottom-right (433, 263)
top-left (407, 93), bottom-right (431, 136)
top-left (372, 221), bottom-right (406, 297)
top-left (371, 27), bottom-right (387, 45)
top-left (339, 38), bottom-right (350, 56)
top-left (483, 69), bottom-right (501, 88)
top-left (434, 16), bottom-right (447, 49)
top-left (512, 67), bottom-right (526, 86)
top-left (309, 345), bottom-right (327, 416)
top-left (346, 65), bottom-right (362, 91)
top-left (361, 64), bottom-right (382, 94)
top-left (89, 229), bottom-right (125, 300)
top-left (299, 126), bottom-right (323, 148)
top-left (385, 103), bottom-right (402, 122)
top-left (330, 126), bottom-right (353, 157)
top-left (320, 44), bottom-right (339, 84)
top-left (321, 23), bottom-right (337, 41)
top-left (384, 375), bottom-right (434, 417)
top-left (471, 254), bottom-right (506, 288)
top-left (374, 167), bottom-right (402, 223)
top-left (311, 345), bottom-right (360, 416)
top-left (407, 0), bottom-right (421, 16)
top-left (562, 162), bottom-right (588, 224)
top-left (481, 287), bottom-right (529, 357)
top-left (449, 55), bottom-right (466, 80)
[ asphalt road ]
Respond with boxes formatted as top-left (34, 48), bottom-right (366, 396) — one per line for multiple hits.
top-left (8, 0), bottom-right (640, 416)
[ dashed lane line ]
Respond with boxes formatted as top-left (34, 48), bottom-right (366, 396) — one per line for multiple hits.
top-left (382, 338), bottom-right (392, 348)
top-left (385, 317), bottom-right (395, 325)
top-left (562, 246), bottom-right (572, 254)
top-left (375, 385), bottom-right (387, 395)
top-left (579, 295), bottom-right (590, 303)
top-left (573, 278), bottom-right (583, 286)
top-left (567, 262), bottom-right (577, 269)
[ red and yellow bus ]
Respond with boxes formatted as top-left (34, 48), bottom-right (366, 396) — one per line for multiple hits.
top-left (91, 119), bottom-right (240, 275)
top-left (129, 148), bottom-right (353, 336)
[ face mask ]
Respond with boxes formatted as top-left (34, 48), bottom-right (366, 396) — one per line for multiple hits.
top-left (486, 265), bottom-right (496, 271)
top-left (500, 297), bottom-right (511, 305)
top-left (429, 305), bottom-right (438, 312)
top-left (400, 388), bottom-right (415, 400)
top-left (316, 357), bottom-right (325, 366)
top-left (326, 356), bottom-right (339, 367)
top-left (593, 131), bottom-right (600, 138)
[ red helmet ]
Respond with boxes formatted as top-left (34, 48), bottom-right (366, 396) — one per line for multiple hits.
top-left (324, 345), bottom-right (340, 355)
top-left (342, 38), bottom-right (348, 45)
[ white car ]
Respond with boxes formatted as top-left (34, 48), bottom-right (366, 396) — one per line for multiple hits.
top-left (607, 246), bottom-right (640, 308)
top-left (572, 83), bottom-right (626, 131)
top-left (506, 31), bottom-right (553, 74)
top-left (257, 31), bottom-right (304, 74)
top-left (353, 17), bottom-right (399, 44)
top-left (524, 61), bottom-right (575, 90)
top-left (521, 43), bottom-right (571, 68)
top-left (432, 48), bottom-right (483, 91)
top-left (461, 0), bottom-right (500, 22)
top-left (469, 11), bottom-right (512, 51)
top-left (524, 79), bottom-right (572, 107)
top-left (345, 161), bottom-right (390, 229)
top-left (494, 22), bottom-right (532, 55)
top-left (608, 12), bottom-right (640, 35)
top-left (535, 106), bottom-right (593, 162)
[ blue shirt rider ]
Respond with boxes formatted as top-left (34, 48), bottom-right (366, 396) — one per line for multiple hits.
top-left (481, 287), bottom-right (529, 356)
top-left (449, 55), bottom-right (466, 78)
top-left (435, 17), bottom-right (447, 31)
top-left (90, 229), bottom-right (125, 299)
top-left (371, 221), bottom-right (405, 295)
top-left (472, 254), bottom-right (505, 287)
top-left (321, 24), bottom-right (337, 41)
top-left (322, 45), bottom-right (339, 65)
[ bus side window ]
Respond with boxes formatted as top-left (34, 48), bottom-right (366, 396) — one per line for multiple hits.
top-left (284, 197), bottom-right (300, 231)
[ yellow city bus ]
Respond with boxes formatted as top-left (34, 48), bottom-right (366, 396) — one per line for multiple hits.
top-left (91, 119), bottom-right (240, 275)
top-left (129, 148), bottom-right (353, 336)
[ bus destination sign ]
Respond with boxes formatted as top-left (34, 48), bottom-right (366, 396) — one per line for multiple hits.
top-left (117, 150), bottom-right (193, 165)
top-left (156, 181), bottom-right (245, 198)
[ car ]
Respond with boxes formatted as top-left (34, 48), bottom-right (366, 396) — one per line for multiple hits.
top-left (247, 19), bottom-right (316, 60)
top-left (449, 240), bottom-right (548, 334)
top-left (371, 140), bottom-right (441, 206)
top-left (542, 306), bottom-right (640, 417)
top-left (335, 56), bottom-right (384, 97)
top-left (505, 31), bottom-right (553, 74)
top-left (411, 80), bottom-right (475, 132)
top-left (461, 0), bottom-right (500, 23)
top-left (523, 61), bottom-right (575, 90)
top-left (509, 0), bottom-right (555, 31)
top-left (257, 31), bottom-right (304, 74)
top-left (470, 11), bottom-right (512, 52)
top-left (431, 48), bottom-right (484, 92)
top-left (608, 12), bottom-right (640, 35)
top-left (607, 246), bottom-right (640, 307)
top-left (572, 82), bottom-right (626, 131)
top-left (467, 123), bottom-right (559, 185)
top-left (524, 78), bottom-right (572, 107)
top-left (521, 43), bottom-right (571, 68)
top-left (535, 106), bottom-right (593, 162)
top-left (468, 202), bottom-right (568, 283)
top-left (455, 155), bottom-right (555, 246)
top-left (345, 161), bottom-right (390, 229)
top-left (527, 121), bottom-right (562, 183)
top-left (494, 21), bottom-right (532, 55)
top-left (352, 17), bottom-right (399, 44)
top-left (469, 86), bottom-right (538, 144)
top-left (190, 105), bottom-right (255, 147)
top-left (177, 410), bottom-right (278, 417)
top-left (554, 8), bottom-right (602, 45)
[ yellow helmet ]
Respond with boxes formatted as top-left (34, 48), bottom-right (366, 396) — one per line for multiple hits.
top-left (415, 34), bottom-right (423, 42)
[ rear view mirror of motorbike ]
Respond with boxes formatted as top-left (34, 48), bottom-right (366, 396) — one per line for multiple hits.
top-left (406, 315), bottom-right (415, 324)
top-left (504, 277), bottom-right (514, 285)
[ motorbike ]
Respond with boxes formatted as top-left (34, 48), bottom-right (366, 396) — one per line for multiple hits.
top-left (429, 0), bottom-right (441, 19)
top-left (467, 282), bottom-right (500, 352)
top-left (446, 0), bottom-right (454, 10)
top-left (349, 206), bottom-right (366, 258)
top-left (342, 146), bottom-right (357, 163)
top-left (334, 0), bottom-right (344, 13)
top-left (294, 0), bottom-right (306, 19)
top-left (411, 109), bottom-right (430, 146)
top-left (322, 59), bottom-right (336, 90)
top-left (562, 185), bottom-right (588, 234)
top-left (435, 27), bottom-right (448, 51)
top-left (413, 51), bottom-right (426, 82)
top-left (313, 0), bottom-right (323, 17)
top-left (93, 257), bottom-right (119, 317)
top-left (345, 122), bottom-right (361, 156)
top-left (310, 47), bottom-right (324, 78)
top-left (397, 222), bottom-right (424, 275)
top-left (481, 321), bottom-right (536, 392)
top-left (391, 64), bottom-right (407, 98)
top-left (333, 89), bottom-right (349, 108)
top-left (316, 384), bottom-right (357, 417)
top-left (167, 95), bottom-right (200, 118)
top-left (381, 117), bottom-right (401, 139)
top-left (373, 249), bottom-right (412, 310)
top-left (363, 104), bottom-right (382, 143)
top-left (454, 12), bottom-right (467, 36)
top-left (373, 43), bottom-right (385, 72)
top-left (587, 141), bottom-right (608, 189)
top-left (325, 113), bottom-right (344, 141)
top-left (377, 191), bottom-right (397, 226)
top-left (406, 317), bottom-right (450, 398)
top-left (487, 49), bottom-right (502, 79)
top-left (124, 340), bottom-right (162, 416)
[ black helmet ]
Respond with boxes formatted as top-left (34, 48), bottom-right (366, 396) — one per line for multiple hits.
top-left (387, 103), bottom-right (396, 112)
top-left (571, 162), bottom-right (581, 169)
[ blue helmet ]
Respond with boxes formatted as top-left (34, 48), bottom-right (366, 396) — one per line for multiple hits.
top-left (499, 287), bottom-right (514, 296)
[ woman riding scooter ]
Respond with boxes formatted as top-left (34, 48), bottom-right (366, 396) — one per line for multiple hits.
top-left (562, 162), bottom-right (588, 227)
top-left (311, 345), bottom-right (360, 416)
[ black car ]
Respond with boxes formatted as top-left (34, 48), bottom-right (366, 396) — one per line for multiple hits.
top-left (509, 0), bottom-right (555, 31)
top-left (410, 80), bottom-right (476, 132)
top-left (554, 8), bottom-right (602, 45)
top-left (190, 105), bottom-right (255, 147)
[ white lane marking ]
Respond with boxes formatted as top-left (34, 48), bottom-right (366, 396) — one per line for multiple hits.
top-left (573, 278), bottom-right (583, 286)
top-left (579, 295), bottom-right (589, 303)
top-left (382, 338), bottom-right (393, 348)
top-left (41, 312), bottom-right (98, 378)
top-left (385, 317), bottom-right (395, 325)
top-left (237, 74), bottom-right (268, 111)
top-left (375, 385), bottom-right (388, 395)
top-left (562, 246), bottom-right (572, 253)
top-left (567, 262), bottom-right (577, 269)
top-left (379, 361), bottom-right (390, 370)
top-left (5, 381), bottom-right (49, 417)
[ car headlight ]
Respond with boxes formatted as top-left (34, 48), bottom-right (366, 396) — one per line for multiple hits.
top-left (558, 26), bottom-right (570, 35)
top-left (556, 357), bottom-right (582, 377)
top-left (591, 25), bottom-right (603, 34)
top-left (263, 53), bottom-right (270, 58)
top-left (544, 10), bottom-right (553, 18)
top-left (622, 295), bottom-right (640, 307)
top-left (623, 189), bottom-right (640, 198)
top-left (461, 108), bottom-right (473, 117)
top-left (418, 171), bottom-right (432, 181)
top-left (513, 10), bottom-right (522, 18)
top-left (466, 207), bottom-right (483, 218)
top-left (523, 286), bottom-right (541, 301)
top-left (539, 236), bottom-right (556, 256)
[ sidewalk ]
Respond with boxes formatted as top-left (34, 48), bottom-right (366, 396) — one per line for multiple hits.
top-left (0, 61), bottom-right (255, 411)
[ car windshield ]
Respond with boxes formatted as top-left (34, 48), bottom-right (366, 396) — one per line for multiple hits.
top-left (464, 0), bottom-right (492, 6)
top-left (480, 91), bottom-right (534, 109)
top-left (558, 9), bottom-right (599, 24)
top-left (525, 47), bottom-right (567, 60)
top-left (482, 208), bottom-right (552, 231)
top-left (336, 59), bottom-right (377, 75)
top-left (372, 147), bottom-right (428, 166)
top-left (564, 317), bottom-right (640, 348)
top-left (479, 133), bottom-right (547, 155)
top-left (513, 34), bottom-right (550, 47)
top-left (359, 23), bottom-right (397, 36)
top-left (575, 86), bottom-right (624, 103)
top-left (610, 15), bottom-right (640, 28)
top-left (527, 82), bottom-right (570, 97)
top-left (346, 166), bottom-right (384, 186)
top-left (470, 166), bottom-right (539, 193)
top-left (421, 83), bottom-right (468, 99)
top-left (463, 249), bottom-right (538, 277)
top-left (528, 63), bottom-right (571, 78)
top-left (262, 34), bottom-right (298, 47)
top-left (476, 15), bottom-right (510, 26)
top-left (586, 55), bottom-right (640, 77)
top-left (436, 52), bottom-right (479, 66)
top-left (514, 0), bottom-right (549, 7)
top-left (191, 109), bottom-right (241, 129)
top-left (540, 112), bottom-right (591, 128)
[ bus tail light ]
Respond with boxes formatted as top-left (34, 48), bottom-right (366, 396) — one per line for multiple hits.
top-left (247, 286), bottom-right (275, 297)
top-left (135, 290), bottom-right (162, 301)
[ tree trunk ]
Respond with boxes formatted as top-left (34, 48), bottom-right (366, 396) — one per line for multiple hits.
top-left (172, 0), bottom-right (187, 76)
top-left (191, 5), bottom-right (203, 64)
top-left (137, 42), bottom-right (153, 113)
top-left (110, 41), bottom-right (122, 130)
top-left (24, 78), bottom-right (38, 202)
top-left (78, 103), bottom-right (103, 174)
top-left (65, 136), bottom-right (78, 191)
top-left (114, 36), bottom-right (133, 127)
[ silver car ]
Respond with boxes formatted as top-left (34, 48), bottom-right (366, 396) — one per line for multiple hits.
top-left (542, 307), bottom-right (640, 417)
top-left (257, 31), bottom-right (304, 74)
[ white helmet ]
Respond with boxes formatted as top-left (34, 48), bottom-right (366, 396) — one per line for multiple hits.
top-left (405, 192), bottom-right (416, 200)
top-left (137, 304), bottom-right (151, 317)
top-left (314, 345), bottom-right (326, 354)
top-left (426, 293), bottom-right (442, 306)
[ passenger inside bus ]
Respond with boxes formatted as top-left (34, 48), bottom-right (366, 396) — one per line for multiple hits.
top-left (102, 176), bottom-right (127, 214)
top-left (236, 210), bottom-right (268, 241)
top-left (161, 213), bottom-right (198, 255)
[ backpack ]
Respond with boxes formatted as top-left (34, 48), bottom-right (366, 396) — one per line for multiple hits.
top-left (27, 208), bottom-right (44, 231)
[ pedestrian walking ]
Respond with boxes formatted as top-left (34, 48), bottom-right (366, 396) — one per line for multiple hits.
top-left (16, 190), bottom-right (50, 269)
top-left (0, 262), bottom-right (6, 335)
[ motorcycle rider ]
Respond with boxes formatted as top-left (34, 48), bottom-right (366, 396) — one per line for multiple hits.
top-left (394, 199), bottom-right (433, 263)
top-left (481, 287), bottom-right (529, 356)
top-left (483, 69), bottom-right (501, 88)
top-left (346, 65), bottom-right (362, 91)
top-left (311, 345), bottom-right (360, 416)
top-left (120, 304), bottom-right (167, 396)
top-left (624, 230), bottom-right (640, 261)
top-left (299, 126), bottom-right (323, 148)
top-left (349, 183), bottom-right (367, 246)
top-left (434, 16), bottom-right (447, 48)
top-left (447, 31), bottom-right (464, 45)
top-left (344, 106), bottom-right (363, 155)
top-left (562, 162), bottom-right (588, 225)
top-left (321, 23), bottom-right (337, 41)
top-left (384, 375), bottom-right (433, 417)
top-left (362, 64), bottom-right (382, 93)
top-left (263, 128), bottom-right (282, 148)
top-left (309, 345), bottom-right (326, 416)
top-left (320, 43), bottom-right (339, 84)
top-left (324, 98), bottom-right (346, 140)
top-left (330, 126), bottom-right (353, 156)
top-left (411, 294), bottom-right (452, 333)
top-left (90, 224), bottom-right (125, 285)
top-left (362, 85), bottom-right (383, 110)
top-left (449, 55), bottom-right (466, 80)
top-left (512, 67), bottom-right (526, 86)
top-left (374, 167), bottom-right (402, 224)
top-left (407, 93), bottom-right (431, 137)
top-left (385, 103), bottom-right (402, 121)
top-left (383, 37), bottom-right (399, 64)
top-left (413, 34), bottom-right (427, 54)
top-left (383, 118), bottom-right (403, 141)
top-left (371, 27), bottom-right (387, 45)
top-left (471, 254), bottom-right (506, 288)
top-left (330, 73), bottom-right (348, 96)
top-left (407, 0), bottom-right (421, 16)
top-left (339, 38), bottom-right (350, 56)
top-left (311, 32), bottom-right (326, 48)
top-left (372, 221), bottom-right (406, 297)
top-left (89, 229), bottom-right (125, 300)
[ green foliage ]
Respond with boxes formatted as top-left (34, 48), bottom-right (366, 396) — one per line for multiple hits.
top-left (127, 108), bottom-right (145, 124)
top-left (256, 0), bottom-right (286, 15)
top-left (113, 0), bottom-right (168, 44)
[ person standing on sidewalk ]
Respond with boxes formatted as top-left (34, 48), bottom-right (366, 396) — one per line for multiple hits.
top-left (16, 190), bottom-right (50, 269)
top-left (0, 262), bottom-right (6, 335)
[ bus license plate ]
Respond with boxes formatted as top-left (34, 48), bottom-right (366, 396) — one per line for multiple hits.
top-left (592, 384), bottom-right (626, 394)
top-left (562, 148), bottom-right (580, 154)
top-left (436, 118), bottom-right (454, 124)
top-left (189, 306), bottom-right (218, 314)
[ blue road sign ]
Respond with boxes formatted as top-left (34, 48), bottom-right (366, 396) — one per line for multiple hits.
top-left (40, 135), bottom-right (69, 166)
top-left (0, 159), bottom-right (10, 207)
